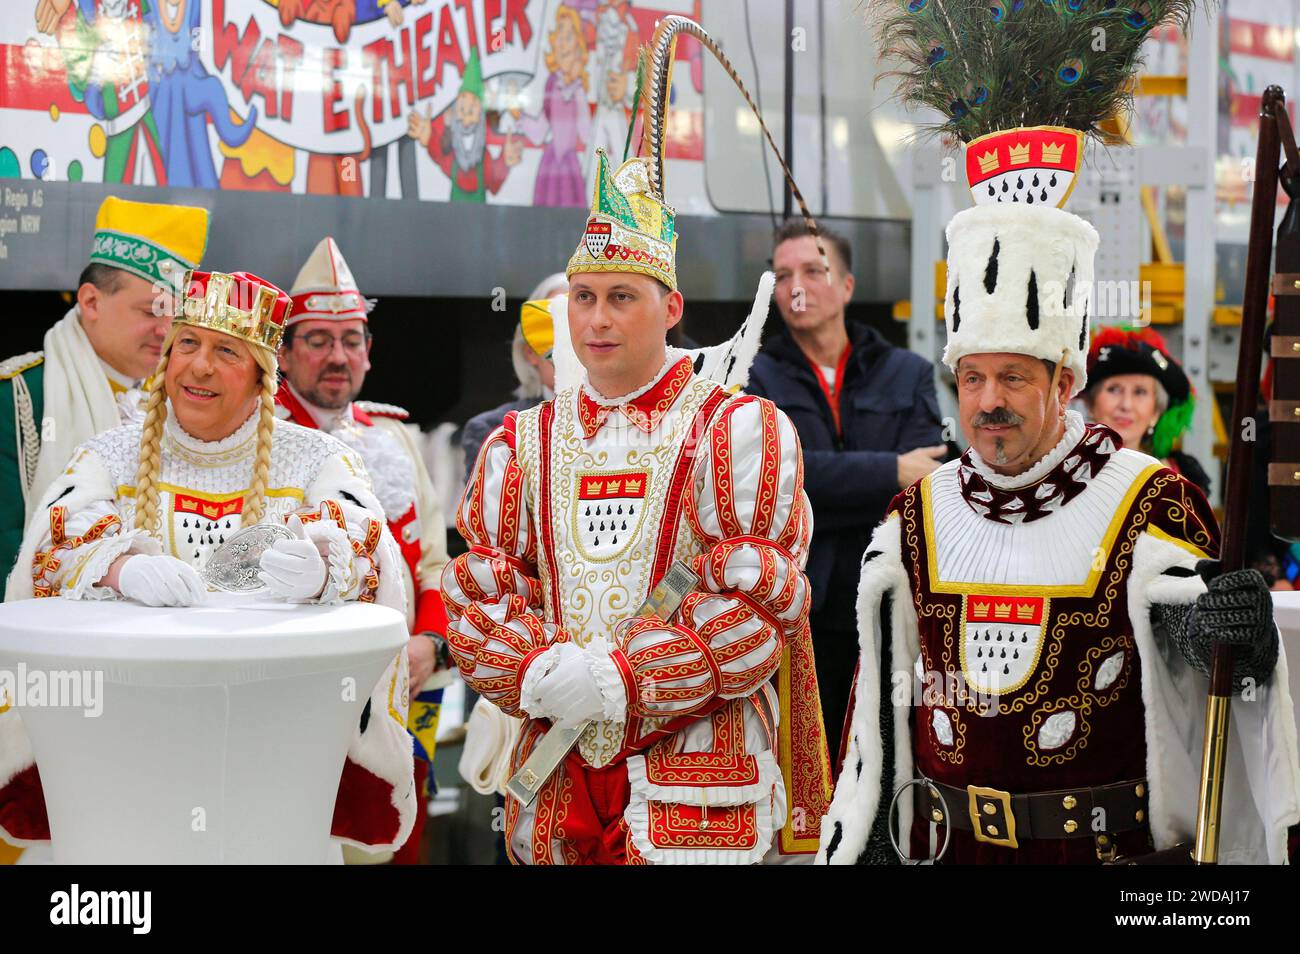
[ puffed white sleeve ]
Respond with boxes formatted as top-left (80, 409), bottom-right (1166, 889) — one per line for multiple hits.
top-left (440, 413), bottom-right (563, 718)
top-left (8, 445), bottom-right (161, 602)
top-left (298, 448), bottom-right (407, 614)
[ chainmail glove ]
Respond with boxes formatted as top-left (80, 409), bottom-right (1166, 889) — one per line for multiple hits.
top-left (1163, 560), bottom-right (1279, 693)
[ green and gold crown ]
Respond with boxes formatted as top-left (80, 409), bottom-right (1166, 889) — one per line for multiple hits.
top-left (567, 149), bottom-right (678, 290)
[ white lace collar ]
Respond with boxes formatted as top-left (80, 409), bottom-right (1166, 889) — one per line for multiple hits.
top-left (966, 410), bottom-right (1086, 490)
top-left (580, 347), bottom-right (687, 407)
top-left (164, 404), bottom-right (259, 456)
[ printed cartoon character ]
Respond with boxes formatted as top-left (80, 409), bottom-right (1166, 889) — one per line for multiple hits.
top-left (141, 0), bottom-right (258, 187)
top-left (276, 0), bottom-right (419, 44)
top-left (406, 48), bottom-right (522, 202)
top-left (35, 0), bottom-right (167, 183)
top-left (585, 0), bottom-right (638, 196)
top-left (513, 3), bottom-right (590, 207)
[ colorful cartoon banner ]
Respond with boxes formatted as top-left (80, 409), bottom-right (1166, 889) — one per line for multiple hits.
top-left (0, 0), bottom-right (705, 208)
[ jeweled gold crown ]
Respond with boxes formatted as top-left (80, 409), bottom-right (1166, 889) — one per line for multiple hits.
top-left (567, 149), bottom-right (678, 290)
top-left (179, 270), bottom-right (291, 353)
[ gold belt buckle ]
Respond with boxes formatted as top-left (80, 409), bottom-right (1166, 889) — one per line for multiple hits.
top-left (967, 785), bottom-right (1018, 849)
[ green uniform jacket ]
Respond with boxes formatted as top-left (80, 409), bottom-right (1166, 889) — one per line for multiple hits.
top-left (0, 353), bottom-right (45, 587)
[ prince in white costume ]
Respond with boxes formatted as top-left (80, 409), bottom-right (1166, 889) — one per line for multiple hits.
top-left (443, 17), bottom-right (832, 863)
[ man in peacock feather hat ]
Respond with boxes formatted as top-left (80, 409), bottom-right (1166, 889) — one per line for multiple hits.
top-left (819, 0), bottom-right (1299, 865)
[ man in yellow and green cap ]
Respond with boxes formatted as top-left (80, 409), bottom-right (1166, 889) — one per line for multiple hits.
top-left (0, 195), bottom-right (210, 579)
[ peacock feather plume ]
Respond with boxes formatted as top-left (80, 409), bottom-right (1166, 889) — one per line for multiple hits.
top-left (867, 0), bottom-right (1207, 145)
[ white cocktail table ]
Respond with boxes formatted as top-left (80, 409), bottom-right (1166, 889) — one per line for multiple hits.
top-left (0, 594), bottom-right (406, 864)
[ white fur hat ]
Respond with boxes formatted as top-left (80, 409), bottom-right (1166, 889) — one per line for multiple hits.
top-left (942, 204), bottom-right (1099, 397)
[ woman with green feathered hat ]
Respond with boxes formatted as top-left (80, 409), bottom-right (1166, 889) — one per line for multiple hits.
top-left (1085, 325), bottom-right (1209, 495)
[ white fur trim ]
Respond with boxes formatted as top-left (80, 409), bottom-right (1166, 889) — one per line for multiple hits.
top-left (0, 709), bottom-right (42, 846)
top-left (1129, 530), bottom-right (1300, 864)
top-left (942, 204), bottom-right (1098, 396)
top-left (0, 708), bottom-right (33, 790)
top-left (688, 271), bottom-right (774, 391)
top-left (332, 645), bottom-right (417, 853)
top-left (818, 516), bottom-right (918, 864)
top-left (583, 636), bottom-right (628, 723)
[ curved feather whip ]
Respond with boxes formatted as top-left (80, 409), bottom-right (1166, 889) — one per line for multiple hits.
top-left (635, 15), bottom-right (827, 268)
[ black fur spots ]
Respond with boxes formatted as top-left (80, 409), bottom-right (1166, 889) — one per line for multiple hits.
top-left (1026, 270), bottom-right (1039, 330)
top-left (983, 238), bottom-right (1000, 294)
top-left (951, 284), bottom-right (961, 332)
top-left (358, 698), bottom-right (372, 734)
top-left (825, 821), bottom-right (843, 861)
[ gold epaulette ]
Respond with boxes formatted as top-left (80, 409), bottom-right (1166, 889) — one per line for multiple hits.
top-left (354, 400), bottom-right (409, 421)
top-left (0, 351), bottom-right (44, 381)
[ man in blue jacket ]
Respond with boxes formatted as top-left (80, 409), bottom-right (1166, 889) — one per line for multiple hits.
top-left (748, 220), bottom-right (945, 764)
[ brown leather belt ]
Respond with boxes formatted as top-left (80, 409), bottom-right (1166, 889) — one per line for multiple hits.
top-left (915, 778), bottom-right (1149, 852)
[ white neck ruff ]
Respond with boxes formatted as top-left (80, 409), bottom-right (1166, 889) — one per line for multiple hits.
top-left (580, 347), bottom-right (686, 407)
top-left (165, 404), bottom-right (260, 455)
top-left (967, 409), bottom-right (1086, 490)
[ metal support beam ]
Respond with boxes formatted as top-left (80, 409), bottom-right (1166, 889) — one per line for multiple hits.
top-left (1183, 5), bottom-right (1221, 506)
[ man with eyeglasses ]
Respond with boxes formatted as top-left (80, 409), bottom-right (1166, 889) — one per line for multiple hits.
top-left (276, 237), bottom-right (452, 865)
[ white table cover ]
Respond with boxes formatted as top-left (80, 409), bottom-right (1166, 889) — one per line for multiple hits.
top-left (0, 593), bottom-right (406, 864)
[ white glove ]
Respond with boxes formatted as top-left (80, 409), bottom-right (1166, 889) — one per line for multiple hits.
top-left (117, 553), bottom-right (208, 607)
top-left (258, 514), bottom-right (328, 601)
top-left (532, 646), bottom-right (608, 726)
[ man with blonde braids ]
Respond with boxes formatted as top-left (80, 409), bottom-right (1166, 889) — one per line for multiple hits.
top-left (0, 270), bottom-right (417, 854)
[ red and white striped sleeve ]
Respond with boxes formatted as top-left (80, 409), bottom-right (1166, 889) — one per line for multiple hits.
top-left (613, 396), bottom-right (812, 718)
top-left (440, 414), bottom-right (560, 716)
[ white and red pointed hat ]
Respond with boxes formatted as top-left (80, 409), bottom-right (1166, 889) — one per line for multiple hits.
top-left (286, 237), bottom-right (372, 325)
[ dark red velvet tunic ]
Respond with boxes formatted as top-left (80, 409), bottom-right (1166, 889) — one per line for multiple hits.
top-left (896, 435), bottom-right (1218, 864)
